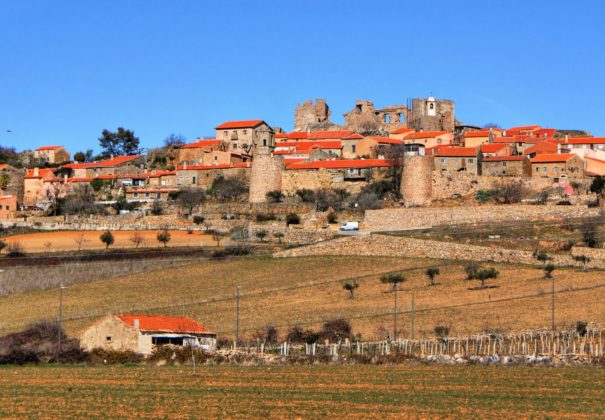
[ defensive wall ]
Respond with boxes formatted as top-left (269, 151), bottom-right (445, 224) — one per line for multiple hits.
top-left (363, 204), bottom-right (602, 232)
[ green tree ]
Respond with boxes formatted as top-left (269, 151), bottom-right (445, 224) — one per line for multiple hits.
top-left (343, 281), bottom-right (359, 299)
top-left (255, 230), bottom-right (267, 242)
top-left (474, 267), bottom-right (499, 288)
top-left (533, 250), bottom-right (552, 265)
top-left (544, 263), bottom-right (556, 279)
top-left (380, 273), bottom-right (406, 291)
top-left (589, 176), bottom-right (605, 203)
top-left (572, 255), bottom-right (590, 270)
top-left (74, 149), bottom-right (94, 163)
top-left (156, 230), bottom-right (171, 247)
top-left (266, 190), bottom-right (284, 203)
top-left (98, 127), bottom-right (141, 157)
top-left (100, 230), bottom-right (114, 249)
top-left (426, 267), bottom-right (440, 286)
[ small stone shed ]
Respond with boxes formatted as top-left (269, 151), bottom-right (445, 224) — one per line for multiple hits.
top-left (80, 314), bottom-right (217, 355)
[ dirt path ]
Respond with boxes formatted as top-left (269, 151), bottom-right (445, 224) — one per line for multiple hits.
top-left (3, 230), bottom-right (227, 253)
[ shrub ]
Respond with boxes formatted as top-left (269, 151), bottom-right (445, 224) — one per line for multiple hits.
top-left (100, 231), bottom-right (114, 249)
top-left (6, 241), bottom-right (25, 257)
top-left (266, 190), bottom-right (284, 203)
top-left (327, 212), bottom-right (337, 224)
top-left (156, 230), bottom-right (171, 247)
top-left (355, 191), bottom-right (382, 211)
top-left (319, 318), bottom-right (353, 342)
top-left (286, 213), bottom-right (300, 225)
top-left (580, 221), bottom-right (599, 248)
top-left (255, 230), bottom-right (267, 242)
top-left (475, 190), bottom-right (492, 202)
top-left (576, 321), bottom-right (588, 337)
top-left (434, 325), bottom-right (450, 339)
top-left (255, 213), bottom-right (276, 222)
top-left (315, 188), bottom-right (351, 212)
top-left (150, 200), bottom-right (163, 215)
top-left (208, 176), bottom-right (248, 201)
top-left (192, 215), bottom-right (205, 225)
top-left (224, 246), bottom-right (251, 256)
top-left (286, 326), bottom-right (320, 344)
top-left (112, 195), bottom-right (135, 212)
top-left (296, 188), bottom-right (315, 203)
top-left (230, 227), bottom-right (249, 241)
top-left (464, 262), bottom-right (479, 280)
top-left (87, 348), bottom-right (144, 365)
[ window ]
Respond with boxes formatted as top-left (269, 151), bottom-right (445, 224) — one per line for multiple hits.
top-left (440, 158), bottom-right (446, 163)
top-left (106, 336), bottom-right (112, 343)
top-left (554, 167), bottom-right (558, 173)
top-left (352, 145), bottom-right (356, 153)
top-left (543, 167), bottom-right (547, 172)
top-left (214, 155), bottom-right (218, 161)
top-left (263, 139), bottom-right (267, 146)
top-left (502, 162), bottom-right (507, 167)
top-left (223, 131), bottom-right (228, 137)
top-left (243, 130), bottom-right (247, 135)
top-left (429, 103), bottom-right (434, 110)
top-left (192, 176), bottom-right (196, 184)
top-left (156, 193), bottom-right (161, 199)
top-left (468, 158), bottom-right (474, 163)
top-left (145, 192), bottom-right (150, 198)
top-left (535, 167), bottom-right (539, 172)
top-left (133, 193), bottom-right (138, 198)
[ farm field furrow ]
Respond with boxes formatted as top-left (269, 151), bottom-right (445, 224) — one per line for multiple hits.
top-left (0, 365), bottom-right (603, 418)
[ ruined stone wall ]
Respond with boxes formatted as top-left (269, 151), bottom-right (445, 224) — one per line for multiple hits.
top-left (248, 147), bottom-right (284, 203)
top-left (432, 173), bottom-right (552, 200)
top-left (274, 234), bottom-right (601, 268)
top-left (401, 155), bottom-right (433, 206)
top-left (294, 99), bottom-right (331, 131)
top-left (281, 169), bottom-right (334, 195)
top-left (343, 100), bottom-right (409, 134)
top-left (363, 204), bottom-right (601, 232)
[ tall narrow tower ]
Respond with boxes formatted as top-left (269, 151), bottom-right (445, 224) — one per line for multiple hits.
top-left (248, 143), bottom-right (284, 204)
top-left (400, 155), bottom-right (433, 207)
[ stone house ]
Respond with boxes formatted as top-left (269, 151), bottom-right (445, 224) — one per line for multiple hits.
top-left (434, 147), bottom-right (482, 175)
top-left (481, 143), bottom-right (512, 157)
top-left (530, 153), bottom-right (584, 181)
top-left (176, 139), bottom-right (226, 164)
top-left (403, 131), bottom-right (454, 148)
top-left (564, 137), bottom-right (605, 155)
top-left (0, 195), bottom-right (17, 220)
top-left (80, 314), bottom-right (217, 355)
top-left (125, 189), bottom-right (176, 202)
top-left (147, 170), bottom-right (177, 188)
top-left (463, 129), bottom-right (504, 148)
top-left (482, 156), bottom-right (531, 177)
top-left (34, 145), bottom-right (70, 164)
top-left (522, 141), bottom-right (558, 158)
top-left (355, 137), bottom-right (404, 159)
top-left (275, 140), bottom-right (343, 160)
top-left (63, 155), bottom-right (145, 178)
top-left (175, 163), bottom-right (250, 189)
top-left (215, 120), bottom-right (274, 154)
top-left (23, 168), bottom-right (59, 207)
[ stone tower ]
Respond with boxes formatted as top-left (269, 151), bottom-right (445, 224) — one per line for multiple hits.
top-left (410, 96), bottom-right (455, 132)
top-left (248, 144), bottom-right (284, 204)
top-left (294, 99), bottom-right (331, 131)
top-left (400, 155), bottom-right (433, 207)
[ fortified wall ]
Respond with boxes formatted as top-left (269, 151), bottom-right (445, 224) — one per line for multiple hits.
top-left (363, 204), bottom-right (602, 232)
top-left (248, 146), bottom-right (284, 204)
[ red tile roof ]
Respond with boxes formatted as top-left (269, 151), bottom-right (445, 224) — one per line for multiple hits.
top-left (275, 141), bottom-right (342, 150)
top-left (342, 133), bottom-right (364, 140)
top-left (115, 314), bottom-right (214, 334)
top-left (286, 159), bottom-right (391, 170)
top-left (435, 147), bottom-right (478, 157)
top-left (530, 153), bottom-right (577, 163)
top-left (507, 125), bottom-right (541, 132)
top-left (406, 131), bottom-right (450, 140)
top-left (177, 162), bottom-right (250, 171)
top-left (482, 156), bottom-right (525, 162)
top-left (492, 136), bottom-right (516, 144)
top-left (63, 155), bottom-right (141, 169)
top-left (215, 120), bottom-right (265, 129)
top-left (0, 195), bottom-right (15, 201)
top-left (24, 168), bottom-right (56, 179)
top-left (180, 139), bottom-right (222, 149)
top-left (366, 136), bottom-right (404, 145)
top-left (277, 130), bottom-right (356, 140)
top-left (566, 137), bottom-right (605, 145)
top-left (35, 145), bottom-right (63, 151)
top-left (523, 141), bottom-right (558, 155)
top-left (481, 143), bottom-right (508, 153)
top-left (465, 130), bottom-right (495, 138)
top-left (390, 127), bottom-right (415, 135)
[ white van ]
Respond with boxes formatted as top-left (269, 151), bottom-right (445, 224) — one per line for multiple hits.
top-left (340, 221), bottom-right (359, 231)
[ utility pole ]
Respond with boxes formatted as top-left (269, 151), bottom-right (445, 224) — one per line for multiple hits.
top-left (56, 283), bottom-right (65, 363)
top-left (235, 285), bottom-right (241, 348)
top-left (393, 284), bottom-right (398, 340)
top-left (551, 276), bottom-right (556, 331)
top-left (410, 292), bottom-right (415, 340)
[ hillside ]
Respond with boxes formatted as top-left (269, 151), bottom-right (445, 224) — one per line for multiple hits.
top-left (1, 254), bottom-right (604, 341)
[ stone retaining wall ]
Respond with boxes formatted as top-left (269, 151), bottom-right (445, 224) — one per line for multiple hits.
top-left (274, 234), bottom-right (605, 268)
top-left (363, 205), bottom-right (602, 232)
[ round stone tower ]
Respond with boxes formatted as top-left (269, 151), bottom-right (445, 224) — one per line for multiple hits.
top-left (400, 155), bottom-right (433, 207)
top-left (248, 145), bottom-right (284, 204)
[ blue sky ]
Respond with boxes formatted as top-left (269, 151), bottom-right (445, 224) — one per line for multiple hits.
top-left (1, 0), bottom-right (604, 153)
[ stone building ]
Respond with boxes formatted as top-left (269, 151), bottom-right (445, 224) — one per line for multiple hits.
top-left (215, 120), bottom-right (274, 154)
top-left (34, 145), bottom-right (70, 164)
top-left (434, 147), bottom-right (482, 175)
top-left (175, 163), bottom-right (250, 189)
top-left (482, 156), bottom-right (531, 177)
top-left (409, 97), bottom-right (455, 132)
top-left (80, 314), bottom-right (217, 355)
top-left (530, 153), bottom-right (584, 181)
top-left (248, 145), bottom-right (284, 203)
top-left (0, 195), bottom-right (17, 220)
top-left (0, 164), bottom-right (24, 206)
top-left (401, 155), bottom-right (434, 207)
top-left (343, 100), bottom-right (408, 134)
top-left (294, 99), bottom-right (332, 131)
top-left (63, 155), bottom-right (144, 178)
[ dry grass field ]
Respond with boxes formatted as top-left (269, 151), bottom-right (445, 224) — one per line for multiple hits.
top-left (2, 230), bottom-right (224, 253)
top-left (1, 255), bottom-right (604, 341)
top-left (0, 364), bottom-right (604, 418)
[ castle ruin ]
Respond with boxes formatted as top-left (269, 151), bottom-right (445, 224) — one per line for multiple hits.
top-left (294, 99), bottom-right (332, 131)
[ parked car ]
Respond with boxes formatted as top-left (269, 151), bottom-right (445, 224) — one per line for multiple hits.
top-left (340, 221), bottom-right (359, 231)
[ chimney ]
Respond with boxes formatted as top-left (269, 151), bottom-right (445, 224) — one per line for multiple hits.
top-left (64, 174), bottom-right (68, 182)
top-left (133, 319), bottom-right (140, 330)
top-left (33, 167), bottom-right (39, 177)
top-left (565, 134), bottom-right (569, 143)
top-left (183, 162), bottom-right (187, 170)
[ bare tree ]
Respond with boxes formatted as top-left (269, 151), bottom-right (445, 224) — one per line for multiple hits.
top-left (130, 231), bottom-right (144, 248)
top-left (176, 189), bottom-right (206, 216)
top-left (212, 232), bottom-right (225, 247)
top-left (74, 234), bottom-right (87, 251)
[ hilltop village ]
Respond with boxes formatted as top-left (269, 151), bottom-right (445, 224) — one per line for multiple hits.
top-left (0, 96), bottom-right (603, 231)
